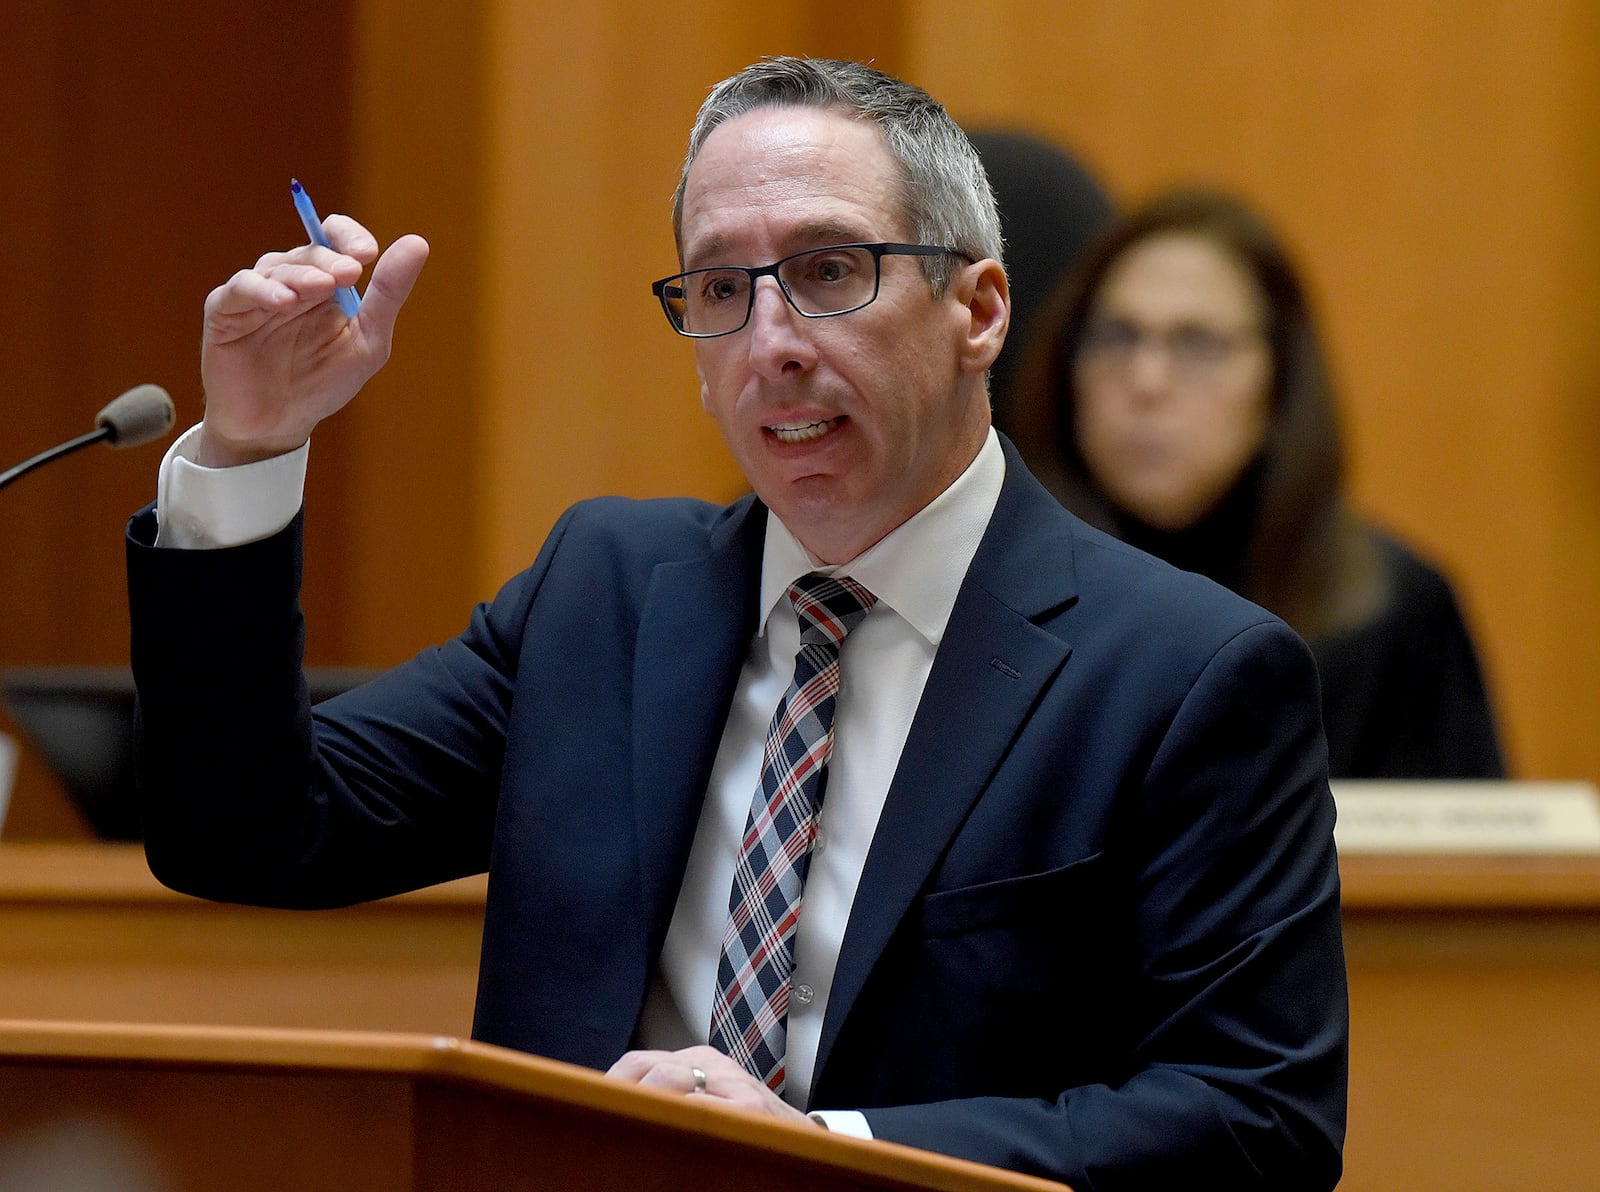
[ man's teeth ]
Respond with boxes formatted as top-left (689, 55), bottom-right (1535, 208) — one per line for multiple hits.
top-left (769, 418), bottom-right (838, 443)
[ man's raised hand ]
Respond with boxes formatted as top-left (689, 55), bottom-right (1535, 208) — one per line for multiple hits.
top-left (197, 214), bottom-right (429, 467)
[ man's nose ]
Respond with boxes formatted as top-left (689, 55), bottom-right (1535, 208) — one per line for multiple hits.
top-left (745, 277), bottom-right (816, 375)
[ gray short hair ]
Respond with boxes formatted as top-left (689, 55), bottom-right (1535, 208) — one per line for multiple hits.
top-left (673, 57), bottom-right (1004, 296)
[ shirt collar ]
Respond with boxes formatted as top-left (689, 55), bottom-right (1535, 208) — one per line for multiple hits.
top-left (757, 428), bottom-right (1006, 646)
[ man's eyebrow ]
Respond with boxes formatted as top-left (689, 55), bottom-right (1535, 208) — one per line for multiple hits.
top-left (790, 220), bottom-right (875, 247)
top-left (683, 234), bottom-right (731, 268)
top-left (684, 221), bottom-right (880, 270)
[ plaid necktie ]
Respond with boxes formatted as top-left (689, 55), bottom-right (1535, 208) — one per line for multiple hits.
top-left (709, 571), bottom-right (877, 1095)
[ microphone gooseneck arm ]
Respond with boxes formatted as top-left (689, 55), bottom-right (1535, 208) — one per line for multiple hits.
top-left (0, 428), bottom-right (114, 492)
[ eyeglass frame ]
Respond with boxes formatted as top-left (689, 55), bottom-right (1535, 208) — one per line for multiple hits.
top-left (1075, 314), bottom-right (1267, 380)
top-left (650, 242), bottom-right (972, 339)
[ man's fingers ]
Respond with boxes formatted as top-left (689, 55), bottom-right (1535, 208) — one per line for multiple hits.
top-left (355, 234), bottom-right (430, 331)
top-left (203, 232), bottom-right (425, 360)
top-left (606, 1046), bottom-right (786, 1111)
top-left (217, 255), bottom-right (358, 314)
top-left (207, 270), bottom-right (291, 317)
top-left (224, 231), bottom-right (418, 338)
top-left (605, 1050), bottom-right (654, 1082)
top-left (322, 214), bottom-right (381, 262)
top-left (606, 1049), bottom-right (706, 1092)
top-left (253, 244), bottom-right (362, 276)
top-left (606, 1047), bottom-right (804, 1122)
top-left (205, 264), bottom-right (344, 322)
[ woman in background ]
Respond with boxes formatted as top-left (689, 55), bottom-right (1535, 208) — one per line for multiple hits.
top-left (1005, 189), bottom-right (1504, 778)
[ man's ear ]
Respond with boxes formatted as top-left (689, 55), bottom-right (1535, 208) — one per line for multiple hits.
top-left (952, 258), bottom-right (1010, 376)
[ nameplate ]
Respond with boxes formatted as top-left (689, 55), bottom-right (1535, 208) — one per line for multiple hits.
top-left (1332, 781), bottom-right (1600, 854)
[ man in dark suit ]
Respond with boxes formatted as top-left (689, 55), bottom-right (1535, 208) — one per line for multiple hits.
top-left (128, 58), bottom-right (1346, 1190)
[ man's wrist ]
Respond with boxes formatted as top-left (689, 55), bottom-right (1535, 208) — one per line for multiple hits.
top-left (805, 1109), bottom-right (872, 1139)
top-left (195, 418), bottom-right (310, 469)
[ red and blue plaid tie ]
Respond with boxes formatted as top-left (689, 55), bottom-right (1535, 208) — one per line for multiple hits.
top-left (709, 572), bottom-right (877, 1095)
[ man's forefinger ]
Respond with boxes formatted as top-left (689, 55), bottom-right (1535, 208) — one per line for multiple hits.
top-left (321, 213), bottom-right (381, 262)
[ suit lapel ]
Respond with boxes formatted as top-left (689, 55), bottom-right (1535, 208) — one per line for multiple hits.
top-left (815, 443), bottom-right (1082, 1083)
top-left (630, 497), bottom-right (766, 953)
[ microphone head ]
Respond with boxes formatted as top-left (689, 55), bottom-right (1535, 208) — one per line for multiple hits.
top-left (95, 384), bottom-right (176, 448)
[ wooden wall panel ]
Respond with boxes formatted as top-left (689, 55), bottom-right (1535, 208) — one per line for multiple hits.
top-left (342, 0), bottom-right (489, 662)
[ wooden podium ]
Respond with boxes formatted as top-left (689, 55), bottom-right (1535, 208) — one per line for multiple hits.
top-left (0, 1020), bottom-right (1068, 1192)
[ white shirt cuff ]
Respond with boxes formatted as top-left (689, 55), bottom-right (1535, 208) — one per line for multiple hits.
top-left (154, 424), bottom-right (309, 549)
top-left (808, 1109), bottom-right (873, 1139)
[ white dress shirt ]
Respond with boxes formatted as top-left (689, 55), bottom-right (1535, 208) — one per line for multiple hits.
top-left (153, 425), bottom-right (1007, 1132)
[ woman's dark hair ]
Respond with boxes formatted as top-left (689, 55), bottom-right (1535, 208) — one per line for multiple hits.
top-left (1006, 188), bottom-right (1381, 636)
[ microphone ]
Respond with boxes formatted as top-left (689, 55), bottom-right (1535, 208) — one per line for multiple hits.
top-left (95, 384), bottom-right (177, 448)
top-left (0, 384), bottom-right (176, 492)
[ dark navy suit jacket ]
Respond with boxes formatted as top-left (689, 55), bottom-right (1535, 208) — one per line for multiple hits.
top-left (127, 439), bottom-right (1346, 1191)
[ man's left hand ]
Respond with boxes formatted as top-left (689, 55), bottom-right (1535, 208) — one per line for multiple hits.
top-left (606, 1046), bottom-right (813, 1124)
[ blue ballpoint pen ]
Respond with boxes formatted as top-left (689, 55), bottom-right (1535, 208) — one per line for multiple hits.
top-left (290, 178), bottom-right (362, 318)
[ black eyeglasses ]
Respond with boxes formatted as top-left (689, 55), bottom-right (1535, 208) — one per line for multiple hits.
top-left (651, 242), bottom-right (970, 338)
top-left (1077, 316), bottom-right (1265, 381)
